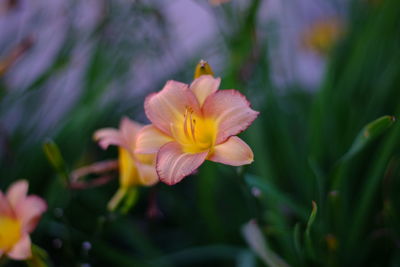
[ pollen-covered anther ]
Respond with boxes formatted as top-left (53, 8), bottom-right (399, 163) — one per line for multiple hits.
top-left (183, 106), bottom-right (197, 143)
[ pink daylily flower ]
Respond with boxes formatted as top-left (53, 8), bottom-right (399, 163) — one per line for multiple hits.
top-left (94, 117), bottom-right (158, 209)
top-left (0, 180), bottom-right (47, 260)
top-left (135, 75), bottom-right (259, 185)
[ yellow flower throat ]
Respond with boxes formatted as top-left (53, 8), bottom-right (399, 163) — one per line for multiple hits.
top-left (172, 106), bottom-right (217, 154)
top-left (0, 216), bottom-right (21, 251)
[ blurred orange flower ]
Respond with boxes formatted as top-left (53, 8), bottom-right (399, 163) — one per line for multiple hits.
top-left (0, 180), bottom-right (47, 260)
top-left (94, 117), bottom-right (158, 210)
top-left (135, 75), bottom-right (259, 185)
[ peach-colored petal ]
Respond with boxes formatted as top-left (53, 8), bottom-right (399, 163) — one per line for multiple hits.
top-left (6, 180), bottom-right (28, 209)
top-left (144, 80), bottom-right (201, 136)
top-left (94, 117), bottom-right (142, 152)
top-left (15, 196), bottom-right (47, 233)
top-left (7, 234), bottom-right (31, 260)
top-left (135, 125), bottom-right (173, 154)
top-left (120, 117), bottom-right (143, 151)
top-left (190, 75), bottom-right (220, 106)
top-left (203, 90), bottom-right (259, 144)
top-left (156, 142), bottom-right (208, 185)
top-left (209, 136), bottom-right (254, 166)
top-left (137, 163), bottom-right (159, 186)
top-left (70, 160), bottom-right (118, 183)
top-left (0, 192), bottom-right (13, 217)
top-left (93, 128), bottom-right (122, 150)
top-left (135, 153), bottom-right (155, 165)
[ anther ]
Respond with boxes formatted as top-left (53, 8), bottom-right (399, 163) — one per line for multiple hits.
top-left (182, 106), bottom-right (196, 142)
top-left (191, 119), bottom-right (197, 142)
top-left (183, 107), bottom-right (190, 138)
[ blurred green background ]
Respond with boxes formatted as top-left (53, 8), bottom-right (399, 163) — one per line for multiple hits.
top-left (1, 0), bottom-right (400, 266)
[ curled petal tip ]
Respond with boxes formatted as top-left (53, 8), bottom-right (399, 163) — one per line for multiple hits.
top-left (209, 136), bottom-right (254, 166)
top-left (93, 128), bottom-right (123, 150)
top-left (203, 90), bottom-right (259, 144)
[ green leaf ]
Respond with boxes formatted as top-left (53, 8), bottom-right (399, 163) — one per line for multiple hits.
top-left (108, 187), bottom-right (139, 214)
top-left (197, 162), bottom-right (225, 242)
top-left (26, 244), bottom-right (50, 267)
top-left (293, 223), bottom-right (302, 261)
top-left (121, 187), bottom-right (139, 214)
top-left (305, 201), bottom-right (318, 260)
top-left (242, 220), bottom-right (290, 267)
top-left (341, 115), bottom-right (396, 161)
top-left (332, 115), bottom-right (396, 190)
top-left (346, 119), bottom-right (400, 250)
top-left (245, 174), bottom-right (308, 220)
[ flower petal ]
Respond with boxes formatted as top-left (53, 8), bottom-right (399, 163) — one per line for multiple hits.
top-left (202, 89), bottom-right (259, 144)
top-left (94, 117), bottom-right (143, 151)
top-left (93, 128), bottom-right (122, 150)
top-left (156, 142), bottom-right (208, 185)
top-left (137, 163), bottom-right (159, 186)
top-left (15, 196), bottom-right (47, 233)
top-left (190, 75), bottom-right (220, 106)
top-left (6, 180), bottom-right (28, 209)
top-left (119, 117), bottom-right (143, 151)
top-left (135, 125), bottom-right (173, 154)
top-left (7, 235), bottom-right (31, 260)
top-left (135, 153), bottom-right (155, 166)
top-left (209, 136), bottom-right (254, 166)
top-left (144, 80), bottom-right (200, 136)
top-left (0, 192), bottom-right (13, 217)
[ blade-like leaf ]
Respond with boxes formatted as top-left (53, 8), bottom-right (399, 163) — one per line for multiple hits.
top-left (43, 139), bottom-right (69, 185)
top-left (305, 201), bottom-right (318, 259)
top-left (341, 115), bottom-right (396, 161)
top-left (245, 174), bottom-right (308, 220)
top-left (242, 220), bottom-right (290, 267)
top-left (332, 115), bottom-right (396, 190)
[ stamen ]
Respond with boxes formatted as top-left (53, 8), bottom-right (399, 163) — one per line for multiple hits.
top-left (191, 118), bottom-right (197, 143)
top-left (182, 106), bottom-right (197, 143)
top-left (183, 107), bottom-right (190, 138)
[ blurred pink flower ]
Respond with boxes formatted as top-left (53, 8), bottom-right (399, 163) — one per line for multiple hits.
top-left (0, 180), bottom-right (47, 260)
top-left (302, 18), bottom-right (344, 55)
top-left (94, 117), bottom-right (158, 210)
top-left (135, 75), bottom-right (259, 185)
